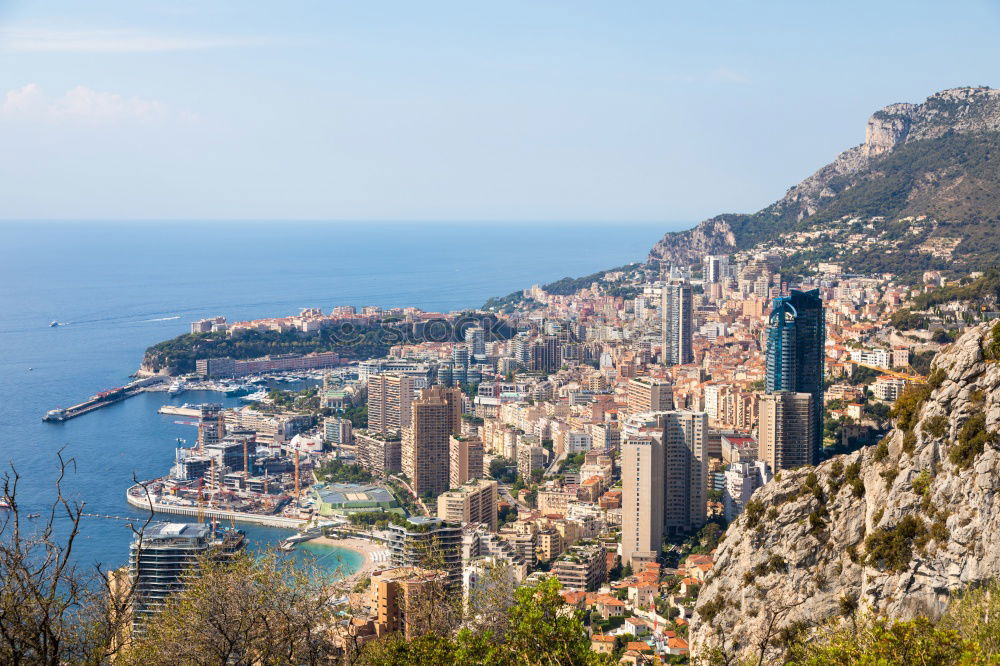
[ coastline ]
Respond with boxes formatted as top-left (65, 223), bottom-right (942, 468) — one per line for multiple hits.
top-left (310, 536), bottom-right (383, 581)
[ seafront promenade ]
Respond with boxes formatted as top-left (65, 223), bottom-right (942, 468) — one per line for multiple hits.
top-left (125, 484), bottom-right (305, 529)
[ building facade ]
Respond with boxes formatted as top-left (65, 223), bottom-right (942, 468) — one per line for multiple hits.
top-left (621, 434), bottom-right (664, 568)
top-left (766, 288), bottom-right (825, 464)
top-left (758, 391), bottom-right (815, 471)
top-left (402, 386), bottom-right (463, 496)
top-left (661, 280), bottom-right (693, 366)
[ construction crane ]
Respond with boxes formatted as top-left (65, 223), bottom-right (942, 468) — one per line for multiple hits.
top-left (293, 449), bottom-right (300, 503)
top-left (843, 358), bottom-right (927, 383)
top-left (196, 478), bottom-right (205, 524)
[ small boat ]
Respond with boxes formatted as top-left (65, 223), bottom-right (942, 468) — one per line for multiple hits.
top-left (0, 498), bottom-right (11, 510)
top-left (26, 512), bottom-right (40, 519)
top-left (49, 321), bottom-right (59, 327)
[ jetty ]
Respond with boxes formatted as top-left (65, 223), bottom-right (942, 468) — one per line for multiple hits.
top-left (43, 376), bottom-right (164, 422)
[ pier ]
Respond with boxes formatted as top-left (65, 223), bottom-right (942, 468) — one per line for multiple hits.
top-left (43, 376), bottom-right (165, 422)
top-left (125, 484), bottom-right (305, 529)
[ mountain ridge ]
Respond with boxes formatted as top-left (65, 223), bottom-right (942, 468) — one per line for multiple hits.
top-left (691, 322), bottom-right (1000, 661)
top-left (649, 86), bottom-right (1000, 272)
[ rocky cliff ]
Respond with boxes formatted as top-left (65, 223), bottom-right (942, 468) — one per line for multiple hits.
top-left (691, 322), bottom-right (1000, 662)
top-left (649, 86), bottom-right (1000, 267)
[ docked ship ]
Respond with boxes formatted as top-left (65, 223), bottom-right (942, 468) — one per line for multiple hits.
top-left (43, 408), bottom-right (67, 422)
top-left (167, 379), bottom-right (187, 396)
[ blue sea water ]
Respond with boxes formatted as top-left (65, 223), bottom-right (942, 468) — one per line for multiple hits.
top-left (0, 220), bottom-right (670, 573)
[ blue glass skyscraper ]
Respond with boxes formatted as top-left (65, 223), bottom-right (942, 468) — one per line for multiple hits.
top-left (766, 288), bottom-right (825, 464)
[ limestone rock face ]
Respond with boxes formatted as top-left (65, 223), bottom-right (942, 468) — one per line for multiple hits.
top-left (864, 104), bottom-right (914, 157)
top-left (690, 323), bottom-right (1000, 662)
top-left (648, 86), bottom-right (1000, 264)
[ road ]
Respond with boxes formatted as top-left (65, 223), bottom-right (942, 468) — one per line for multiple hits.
top-left (389, 474), bottom-right (430, 517)
top-left (499, 483), bottom-right (532, 515)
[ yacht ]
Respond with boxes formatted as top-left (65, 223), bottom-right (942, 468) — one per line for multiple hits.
top-left (49, 320), bottom-right (59, 327)
top-left (240, 389), bottom-right (270, 403)
top-left (167, 379), bottom-right (187, 396)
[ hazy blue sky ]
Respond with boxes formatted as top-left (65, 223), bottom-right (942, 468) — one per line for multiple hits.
top-left (1, 0), bottom-right (998, 223)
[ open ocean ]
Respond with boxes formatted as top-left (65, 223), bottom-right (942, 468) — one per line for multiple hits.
top-left (0, 220), bottom-right (671, 573)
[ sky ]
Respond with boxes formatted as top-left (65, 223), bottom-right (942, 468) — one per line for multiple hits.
top-left (0, 0), bottom-right (998, 223)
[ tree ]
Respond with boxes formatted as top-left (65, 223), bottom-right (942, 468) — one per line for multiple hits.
top-left (357, 576), bottom-right (611, 665)
top-left (786, 616), bottom-right (976, 665)
top-left (123, 550), bottom-right (347, 665)
top-left (0, 453), bottom-right (152, 665)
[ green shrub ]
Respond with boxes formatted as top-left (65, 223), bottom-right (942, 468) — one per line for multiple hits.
top-left (892, 382), bottom-right (932, 432)
top-left (865, 515), bottom-right (928, 571)
top-left (698, 595), bottom-right (727, 623)
top-left (881, 468), bottom-right (899, 488)
top-left (948, 413), bottom-right (997, 469)
top-left (985, 322), bottom-right (1000, 361)
top-left (923, 414), bottom-right (949, 439)
top-left (912, 469), bottom-right (932, 496)
top-left (873, 439), bottom-right (890, 463)
top-left (744, 499), bottom-right (765, 528)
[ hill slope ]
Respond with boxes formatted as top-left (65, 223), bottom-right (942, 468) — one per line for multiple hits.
top-left (691, 322), bottom-right (1000, 661)
top-left (650, 87), bottom-right (1000, 272)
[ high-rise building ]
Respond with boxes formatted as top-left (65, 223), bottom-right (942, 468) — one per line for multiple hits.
top-left (449, 435), bottom-right (484, 487)
top-left (530, 336), bottom-right (561, 373)
top-left (386, 517), bottom-right (463, 587)
top-left (437, 478), bottom-right (498, 531)
top-left (516, 443), bottom-right (547, 480)
top-left (371, 567), bottom-right (452, 639)
top-left (402, 386), bottom-right (463, 496)
top-left (356, 432), bottom-right (402, 476)
top-left (661, 410), bottom-right (708, 534)
top-left (621, 434), bottom-right (664, 568)
top-left (368, 373), bottom-right (415, 436)
top-left (323, 416), bottom-right (353, 447)
top-left (129, 522), bottom-right (245, 634)
top-left (758, 392), bottom-right (815, 471)
top-left (464, 326), bottom-right (486, 357)
top-left (196, 403), bottom-right (225, 452)
top-left (451, 345), bottom-right (470, 370)
top-left (766, 289), bottom-right (825, 463)
top-left (661, 281), bottom-right (693, 365)
top-left (703, 254), bottom-right (729, 284)
top-left (627, 376), bottom-right (674, 414)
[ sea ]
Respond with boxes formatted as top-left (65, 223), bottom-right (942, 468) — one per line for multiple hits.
top-left (0, 220), bottom-right (672, 576)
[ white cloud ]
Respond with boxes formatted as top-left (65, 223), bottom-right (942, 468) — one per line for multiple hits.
top-left (0, 28), bottom-right (262, 53)
top-left (709, 68), bottom-right (751, 84)
top-left (1, 83), bottom-right (180, 123)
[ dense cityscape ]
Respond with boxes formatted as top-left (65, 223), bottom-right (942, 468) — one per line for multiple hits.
top-left (5, 2), bottom-right (1000, 663)
top-left (95, 226), bottom-right (995, 662)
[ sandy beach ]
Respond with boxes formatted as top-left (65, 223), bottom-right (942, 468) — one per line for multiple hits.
top-left (310, 536), bottom-right (384, 581)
